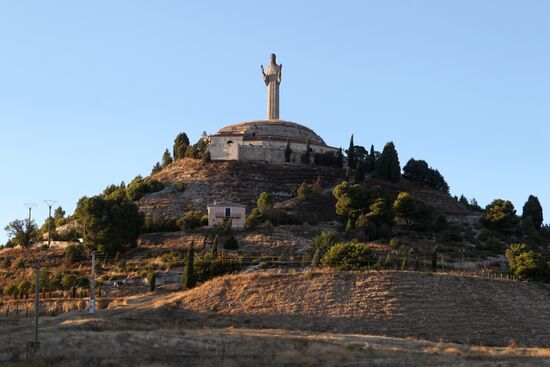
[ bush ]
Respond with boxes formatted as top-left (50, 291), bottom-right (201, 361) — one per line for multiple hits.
top-left (194, 253), bottom-right (241, 283)
top-left (393, 192), bottom-right (433, 227)
top-left (177, 211), bottom-right (205, 231)
top-left (257, 192), bottom-right (274, 212)
top-left (310, 231), bottom-right (339, 262)
top-left (142, 215), bottom-right (179, 233)
top-left (223, 234), bottom-right (239, 250)
top-left (245, 208), bottom-right (264, 229)
top-left (125, 176), bottom-right (165, 202)
top-left (65, 244), bottom-right (85, 265)
top-left (297, 183), bottom-right (313, 201)
top-left (313, 151), bottom-right (340, 167)
top-left (321, 242), bottom-right (376, 270)
top-left (176, 182), bottom-right (186, 192)
top-left (146, 271), bottom-right (156, 292)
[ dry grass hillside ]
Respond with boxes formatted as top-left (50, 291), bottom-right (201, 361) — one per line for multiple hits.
top-left (137, 270), bottom-right (550, 348)
top-left (3, 271), bottom-right (550, 366)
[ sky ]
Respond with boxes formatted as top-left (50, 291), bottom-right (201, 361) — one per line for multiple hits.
top-left (0, 1), bottom-right (549, 244)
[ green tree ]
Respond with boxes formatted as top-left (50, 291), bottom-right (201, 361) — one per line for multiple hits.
top-left (202, 150), bottom-right (211, 163)
top-left (354, 160), bottom-right (365, 182)
top-left (345, 135), bottom-right (356, 169)
top-left (297, 183), bottom-right (313, 201)
top-left (54, 206), bottom-right (65, 220)
top-left (522, 195), bottom-right (544, 229)
top-left (184, 242), bottom-right (196, 289)
top-left (284, 139), bottom-right (292, 162)
top-left (173, 132), bottom-right (190, 160)
top-left (4, 218), bottom-right (40, 248)
top-left (336, 148), bottom-right (344, 168)
top-left (321, 242), bottom-right (375, 270)
top-left (481, 199), bottom-right (519, 231)
top-left (257, 192), bottom-right (274, 213)
top-left (506, 243), bottom-right (546, 280)
top-left (375, 142), bottom-right (400, 182)
top-left (393, 192), bottom-right (432, 227)
top-left (162, 149), bottom-right (173, 167)
top-left (151, 162), bottom-right (162, 175)
top-left (75, 195), bottom-right (143, 254)
top-left (403, 158), bottom-right (449, 194)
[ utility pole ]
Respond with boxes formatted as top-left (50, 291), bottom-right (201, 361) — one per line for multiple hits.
top-left (23, 203), bottom-right (40, 355)
top-left (90, 253), bottom-right (96, 314)
top-left (43, 200), bottom-right (57, 248)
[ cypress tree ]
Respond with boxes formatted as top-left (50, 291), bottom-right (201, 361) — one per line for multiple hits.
top-left (336, 148), bottom-right (344, 168)
top-left (375, 142), bottom-right (400, 182)
top-left (284, 139), bottom-right (292, 162)
top-left (522, 195), bottom-right (544, 229)
top-left (301, 138), bottom-right (312, 164)
top-left (401, 256), bottom-right (407, 271)
top-left (173, 132), bottom-right (190, 160)
top-left (367, 145), bottom-right (376, 173)
top-left (162, 149), bottom-right (173, 168)
top-left (431, 246), bottom-right (438, 272)
top-left (147, 271), bottom-right (156, 292)
top-left (184, 241), bottom-right (196, 289)
top-left (347, 135), bottom-right (356, 169)
top-left (354, 160), bottom-right (365, 182)
top-left (211, 236), bottom-right (218, 258)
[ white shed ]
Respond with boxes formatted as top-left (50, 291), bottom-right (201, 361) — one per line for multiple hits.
top-left (207, 201), bottom-right (246, 229)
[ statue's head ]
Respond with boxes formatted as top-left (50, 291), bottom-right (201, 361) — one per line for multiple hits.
top-left (270, 53), bottom-right (276, 64)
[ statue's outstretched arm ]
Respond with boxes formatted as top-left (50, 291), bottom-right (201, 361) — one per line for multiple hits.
top-left (261, 65), bottom-right (268, 85)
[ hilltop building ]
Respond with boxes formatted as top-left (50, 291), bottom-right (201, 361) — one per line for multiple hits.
top-left (208, 53), bottom-right (338, 163)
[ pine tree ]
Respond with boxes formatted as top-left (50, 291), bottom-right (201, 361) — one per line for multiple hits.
top-left (522, 195), bottom-right (544, 229)
top-left (184, 241), bottom-right (196, 289)
top-left (151, 162), bottom-right (162, 175)
top-left (284, 139), bottom-right (292, 162)
top-left (173, 133), bottom-right (190, 160)
top-left (211, 236), bottom-right (218, 258)
top-left (375, 142), bottom-right (400, 182)
top-left (347, 135), bottom-right (356, 169)
top-left (162, 149), bottom-right (173, 167)
top-left (354, 160), bottom-right (365, 182)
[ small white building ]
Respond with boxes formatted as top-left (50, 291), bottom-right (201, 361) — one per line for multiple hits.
top-left (207, 201), bottom-right (246, 229)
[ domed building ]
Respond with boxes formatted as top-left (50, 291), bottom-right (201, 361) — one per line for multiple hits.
top-left (208, 54), bottom-right (339, 163)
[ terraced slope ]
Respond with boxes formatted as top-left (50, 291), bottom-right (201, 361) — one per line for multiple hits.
top-left (163, 271), bottom-right (550, 347)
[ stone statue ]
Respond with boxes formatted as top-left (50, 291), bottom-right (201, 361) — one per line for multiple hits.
top-left (261, 53), bottom-right (282, 120)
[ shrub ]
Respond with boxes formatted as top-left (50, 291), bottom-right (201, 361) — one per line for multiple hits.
top-left (223, 234), bottom-right (239, 250)
top-left (297, 183), bottom-right (313, 201)
top-left (321, 242), bottom-right (376, 270)
top-left (310, 231), bottom-right (339, 261)
top-left (65, 244), bottom-right (85, 265)
top-left (15, 257), bottom-right (26, 269)
top-left (1, 256), bottom-right (11, 269)
top-left (313, 151), bottom-right (340, 167)
top-left (184, 242), bottom-right (196, 289)
top-left (147, 271), bottom-right (156, 292)
top-left (142, 216), bottom-right (179, 233)
top-left (245, 208), bottom-right (264, 229)
top-left (393, 192), bottom-right (433, 227)
top-left (126, 176), bottom-right (165, 202)
top-left (194, 253), bottom-right (241, 283)
top-left (177, 211), bottom-right (205, 231)
top-left (176, 182), bottom-right (186, 192)
top-left (257, 192), bottom-right (274, 212)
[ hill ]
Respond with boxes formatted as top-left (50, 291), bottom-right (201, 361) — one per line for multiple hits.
top-left (138, 158), bottom-right (471, 219)
top-left (3, 271), bottom-right (550, 366)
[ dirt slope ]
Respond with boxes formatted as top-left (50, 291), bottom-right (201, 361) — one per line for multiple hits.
top-left (158, 271), bottom-right (550, 347)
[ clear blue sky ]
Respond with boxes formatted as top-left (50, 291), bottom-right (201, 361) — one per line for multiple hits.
top-left (1, 1), bottom-right (549, 244)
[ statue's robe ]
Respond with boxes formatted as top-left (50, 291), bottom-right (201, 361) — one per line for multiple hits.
top-left (265, 63), bottom-right (281, 120)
